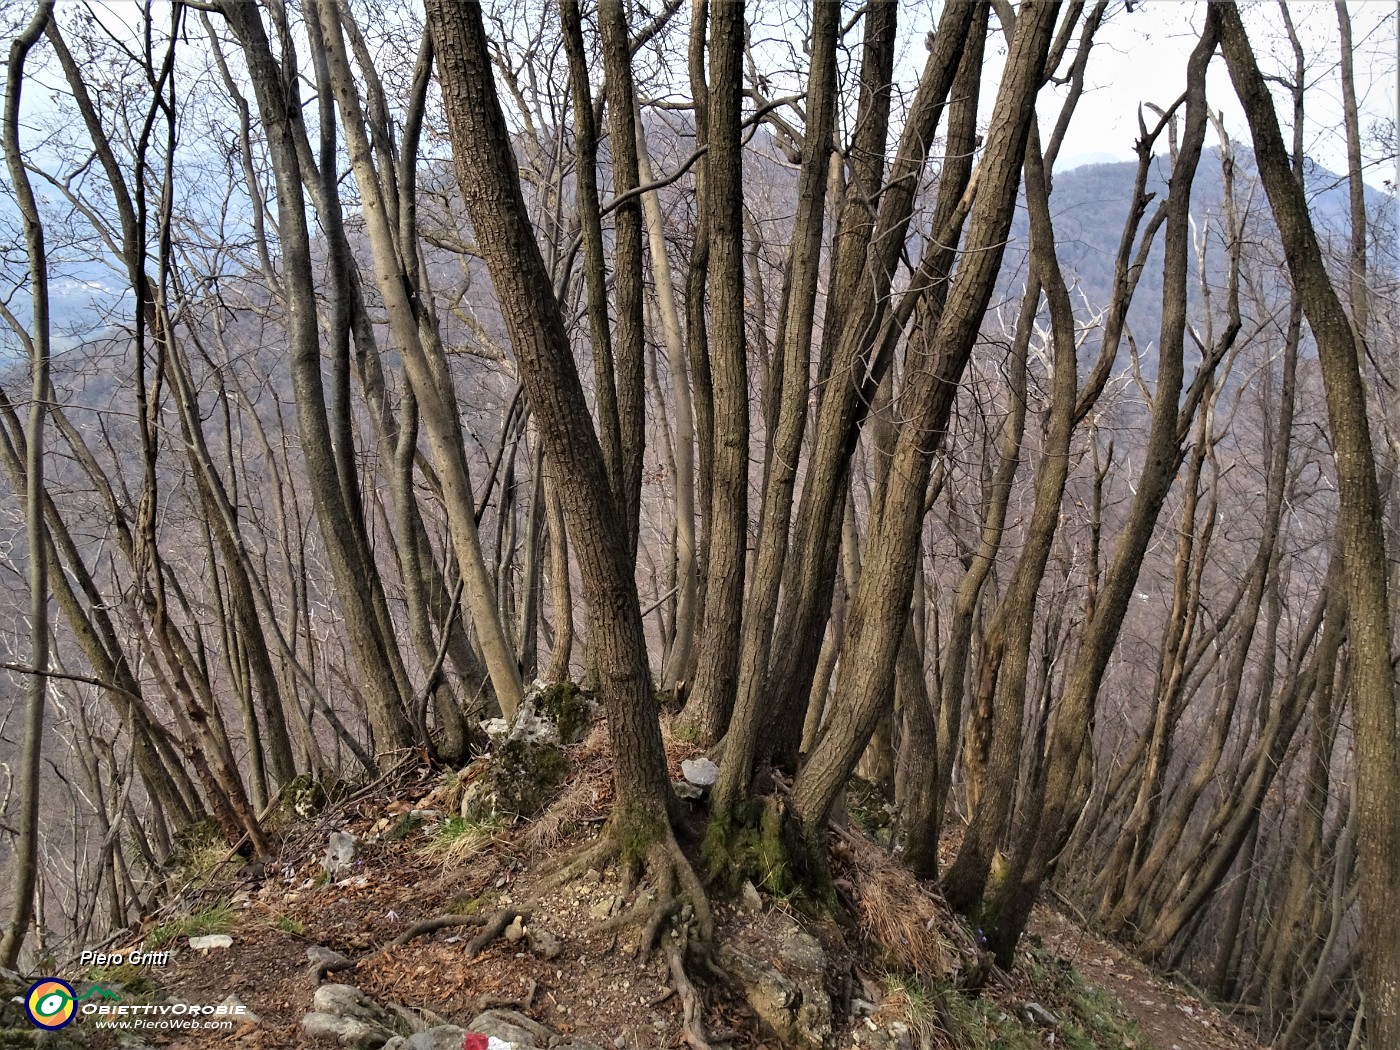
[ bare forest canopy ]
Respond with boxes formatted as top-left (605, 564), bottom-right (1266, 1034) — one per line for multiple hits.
top-left (0, 1), bottom-right (1397, 1047)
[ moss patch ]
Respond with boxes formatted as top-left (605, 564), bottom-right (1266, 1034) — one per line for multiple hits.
top-left (703, 800), bottom-right (833, 911)
top-left (463, 739), bottom-right (569, 821)
top-left (385, 813), bottom-right (426, 841)
top-left (534, 681), bottom-right (592, 743)
top-left (881, 942), bottom-right (1148, 1050)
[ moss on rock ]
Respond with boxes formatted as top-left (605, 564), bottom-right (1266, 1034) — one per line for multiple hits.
top-left (533, 682), bottom-right (593, 744)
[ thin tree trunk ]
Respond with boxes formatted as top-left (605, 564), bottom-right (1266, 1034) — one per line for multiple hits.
top-left (0, 0), bottom-right (57, 969)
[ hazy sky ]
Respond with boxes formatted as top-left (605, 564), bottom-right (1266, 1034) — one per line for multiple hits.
top-left (1040, 2), bottom-right (1396, 183)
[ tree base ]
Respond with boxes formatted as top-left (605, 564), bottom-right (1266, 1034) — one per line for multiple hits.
top-left (702, 797), bottom-right (836, 914)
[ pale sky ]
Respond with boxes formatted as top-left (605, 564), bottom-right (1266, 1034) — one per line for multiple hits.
top-left (1041, 1), bottom-right (1396, 184)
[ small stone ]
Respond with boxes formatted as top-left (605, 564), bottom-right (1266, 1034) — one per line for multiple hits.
top-left (740, 880), bottom-right (763, 912)
top-left (504, 916), bottom-right (527, 942)
top-left (220, 993), bottom-right (259, 1025)
top-left (582, 868), bottom-right (602, 885)
top-left (323, 830), bottom-right (356, 879)
top-left (527, 928), bottom-right (562, 960)
top-left (1023, 1002), bottom-right (1059, 1028)
top-left (589, 896), bottom-right (618, 920)
top-left (188, 934), bottom-right (233, 950)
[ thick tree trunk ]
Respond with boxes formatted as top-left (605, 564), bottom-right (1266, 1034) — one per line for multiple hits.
top-left (790, 0), bottom-right (1056, 844)
top-left (711, 0), bottom-right (839, 812)
top-left (425, 0), bottom-right (674, 833)
top-left (681, 0), bottom-right (750, 747)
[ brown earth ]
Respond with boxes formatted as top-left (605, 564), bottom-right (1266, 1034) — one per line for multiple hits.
top-left (84, 721), bottom-right (1264, 1050)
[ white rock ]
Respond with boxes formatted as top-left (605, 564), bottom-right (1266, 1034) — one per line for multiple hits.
top-left (188, 934), bottom-right (233, 950)
top-left (323, 830), bottom-right (357, 878)
top-left (681, 757), bottom-right (719, 787)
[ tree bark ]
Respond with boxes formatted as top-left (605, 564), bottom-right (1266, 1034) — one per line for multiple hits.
top-left (425, 0), bottom-right (675, 837)
top-left (0, 0), bottom-right (57, 969)
top-left (1217, 5), bottom-right (1400, 1037)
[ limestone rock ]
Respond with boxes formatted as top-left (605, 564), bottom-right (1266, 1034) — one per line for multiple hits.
top-left (529, 680), bottom-right (596, 744)
top-left (526, 927), bottom-right (562, 960)
top-left (466, 1008), bottom-right (552, 1046)
top-left (466, 694), bottom-right (571, 820)
top-left (851, 1021), bottom-right (913, 1050)
top-left (323, 830), bottom-right (357, 878)
top-left (221, 993), bottom-right (259, 1025)
top-left (1022, 1001), bottom-right (1059, 1028)
top-left (382, 1025), bottom-right (470, 1050)
top-left (720, 942), bottom-right (832, 1048)
top-left (672, 779), bottom-right (704, 801)
top-left (680, 757), bottom-right (719, 787)
top-left (589, 895), bottom-right (620, 919)
top-left (740, 880), bottom-right (763, 912)
top-left (302, 1012), bottom-right (395, 1049)
top-left (303, 985), bottom-right (398, 1048)
top-left (778, 930), bottom-right (825, 974)
top-left (188, 933), bottom-right (233, 950)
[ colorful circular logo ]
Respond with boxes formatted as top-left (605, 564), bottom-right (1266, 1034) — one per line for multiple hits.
top-left (25, 979), bottom-right (76, 1029)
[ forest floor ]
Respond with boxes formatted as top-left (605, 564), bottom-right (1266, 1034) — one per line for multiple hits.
top-left (58, 717), bottom-right (1264, 1050)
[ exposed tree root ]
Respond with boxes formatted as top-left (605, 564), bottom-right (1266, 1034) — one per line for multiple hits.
top-left (639, 896), bottom-right (683, 957)
top-left (307, 952), bottom-right (357, 982)
top-left (465, 907), bottom-right (531, 958)
top-left (390, 913), bottom-right (484, 947)
top-left (543, 810), bottom-right (715, 951)
top-left (532, 835), bottom-right (614, 894)
top-left (473, 977), bottom-right (537, 1013)
top-left (667, 928), bottom-right (713, 1050)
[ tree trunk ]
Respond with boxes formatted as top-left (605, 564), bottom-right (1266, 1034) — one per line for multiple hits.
top-left (426, 0), bottom-right (675, 840)
top-left (0, 0), bottom-right (57, 969)
top-left (1217, 6), bottom-right (1400, 1037)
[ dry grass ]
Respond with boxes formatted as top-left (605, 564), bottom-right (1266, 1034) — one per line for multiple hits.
top-left (516, 723), bottom-right (614, 853)
top-left (846, 830), bottom-right (956, 979)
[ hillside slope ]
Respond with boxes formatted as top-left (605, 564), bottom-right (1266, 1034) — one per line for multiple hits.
top-left (6, 710), bottom-right (1265, 1050)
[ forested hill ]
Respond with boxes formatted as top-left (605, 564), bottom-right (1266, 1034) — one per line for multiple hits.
top-left (1000, 146), bottom-right (1387, 353)
top-left (0, 3), bottom-right (1393, 1049)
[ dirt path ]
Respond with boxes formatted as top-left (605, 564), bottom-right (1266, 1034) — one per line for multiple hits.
top-left (1032, 908), bottom-right (1262, 1050)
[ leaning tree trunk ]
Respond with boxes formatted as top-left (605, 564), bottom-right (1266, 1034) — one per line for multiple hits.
top-left (424, 1), bottom-right (694, 899)
top-left (1217, 5), bottom-right (1400, 1038)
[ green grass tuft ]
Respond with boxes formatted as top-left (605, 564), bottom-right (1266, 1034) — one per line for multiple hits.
top-left (421, 814), bottom-right (503, 865)
top-left (145, 901), bottom-right (238, 949)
